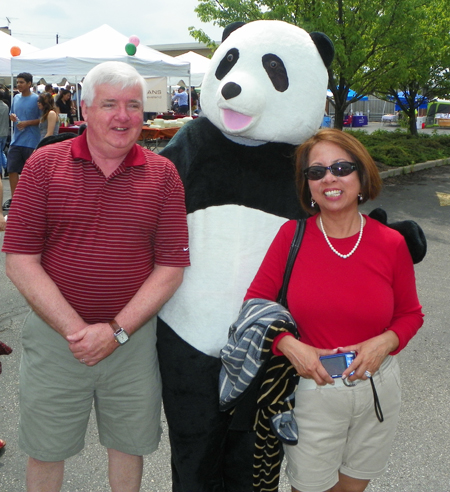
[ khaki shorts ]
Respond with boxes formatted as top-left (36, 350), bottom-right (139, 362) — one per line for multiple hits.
top-left (285, 356), bottom-right (401, 492)
top-left (19, 311), bottom-right (162, 462)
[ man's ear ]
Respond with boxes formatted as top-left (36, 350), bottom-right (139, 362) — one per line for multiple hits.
top-left (80, 101), bottom-right (87, 120)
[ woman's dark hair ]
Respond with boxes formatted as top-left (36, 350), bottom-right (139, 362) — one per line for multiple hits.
top-left (57, 88), bottom-right (71, 101)
top-left (38, 92), bottom-right (56, 121)
top-left (295, 128), bottom-right (382, 215)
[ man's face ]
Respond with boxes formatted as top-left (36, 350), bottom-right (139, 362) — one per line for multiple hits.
top-left (82, 83), bottom-right (143, 159)
top-left (16, 78), bottom-right (32, 94)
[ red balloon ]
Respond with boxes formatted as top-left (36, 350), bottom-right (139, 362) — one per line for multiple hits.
top-left (10, 46), bottom-right (21, 57)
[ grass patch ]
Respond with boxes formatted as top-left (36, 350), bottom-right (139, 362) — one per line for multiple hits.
top-left (345, 129), bottom-right (450, 167)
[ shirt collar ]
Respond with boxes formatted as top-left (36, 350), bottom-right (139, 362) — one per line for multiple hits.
top-left (71, 131), bottom-right (146, 167)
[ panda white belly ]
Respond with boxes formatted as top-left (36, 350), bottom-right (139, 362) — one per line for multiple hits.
top-left (159, 204), bottom-right (288, 356)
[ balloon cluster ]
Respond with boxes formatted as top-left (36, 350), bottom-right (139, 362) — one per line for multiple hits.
top-left (125, 35), bottom-right (140, 56)
top-left (10, 46), bottom-right (21, 57)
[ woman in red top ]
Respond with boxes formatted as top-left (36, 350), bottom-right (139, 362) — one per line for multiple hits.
top-left (245, 129), bottom-right (423, 492)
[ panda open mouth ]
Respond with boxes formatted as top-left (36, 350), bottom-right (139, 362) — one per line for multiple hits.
top-left (222, 109), bottom-right (253, 131)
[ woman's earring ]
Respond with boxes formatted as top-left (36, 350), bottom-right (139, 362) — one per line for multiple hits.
top-left (358, 193), bottom-right (363, 203)
top-left (311, 199), bottom-right (316, 207)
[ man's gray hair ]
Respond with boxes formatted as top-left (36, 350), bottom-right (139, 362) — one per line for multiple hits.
top-left (81, 61), bottom-right (146, 107)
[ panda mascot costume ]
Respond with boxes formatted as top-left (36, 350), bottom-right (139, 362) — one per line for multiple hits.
top-left (157, 20), bottom-right (425, 492)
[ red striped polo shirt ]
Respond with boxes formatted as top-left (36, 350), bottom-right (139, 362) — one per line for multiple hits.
top-left (3, 133), bottom-right (190, 324)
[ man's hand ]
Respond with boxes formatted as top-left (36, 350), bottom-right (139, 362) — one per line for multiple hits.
top-left (67, 323), bottom-right (118, 366)
top-left (16, 120), bottom-right (27, 131)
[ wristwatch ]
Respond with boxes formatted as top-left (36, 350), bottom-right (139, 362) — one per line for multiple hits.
top-left (108, 319), bottom-right (130, 345)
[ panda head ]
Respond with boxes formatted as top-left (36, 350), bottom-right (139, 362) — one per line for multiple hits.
top-left (200, 20), bottom-right (334, 146)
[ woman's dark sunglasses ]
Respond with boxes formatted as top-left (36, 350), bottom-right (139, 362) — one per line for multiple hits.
top-left (304, 162), bottom-right (357, 180)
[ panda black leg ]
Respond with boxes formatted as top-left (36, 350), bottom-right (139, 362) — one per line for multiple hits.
top-left (157, 320), bottom-right (256, 492)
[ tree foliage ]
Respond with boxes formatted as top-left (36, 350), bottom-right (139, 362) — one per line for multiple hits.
top-left (189, 0), bottom-right (450, 132)
top-left (375, 0), bottom-right (450, 135)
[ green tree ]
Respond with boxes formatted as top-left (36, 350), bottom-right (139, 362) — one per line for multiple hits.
top-left (375, 0), bottom-right (450, 135)
top-left (189, 0), bottom-right (437, 129)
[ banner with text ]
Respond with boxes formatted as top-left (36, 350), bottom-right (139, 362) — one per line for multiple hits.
top-left (144, 77), bottom-right (168, 113)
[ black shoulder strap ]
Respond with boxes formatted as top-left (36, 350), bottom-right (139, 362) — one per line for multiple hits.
top-left (277, 219), bottom-right (306, 308)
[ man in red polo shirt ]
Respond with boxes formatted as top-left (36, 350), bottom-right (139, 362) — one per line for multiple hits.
top-left (2, 61), bottom-right (190, 492)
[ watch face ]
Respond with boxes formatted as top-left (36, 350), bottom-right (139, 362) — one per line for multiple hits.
top-left (115, 328), bottom-right (129, 345)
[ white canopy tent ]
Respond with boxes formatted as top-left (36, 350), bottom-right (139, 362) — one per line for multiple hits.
top-left (11, 25), bottom-right (191, 117)
top-left (170, 51), bottom-right (211, 87)
top-left (11, 24), bottom-right (190, 83)
top-left (0, 30), bottom-right (40, 78)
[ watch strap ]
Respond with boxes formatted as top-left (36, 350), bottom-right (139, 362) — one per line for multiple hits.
top-left (109, 319), bottom-right (129, 344)
top-left (109, 319), bottom-right (122, 334)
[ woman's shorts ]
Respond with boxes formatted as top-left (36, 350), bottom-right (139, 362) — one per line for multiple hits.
top-left (19, 311), bottom-right (162, 462)
top-left (284, 356), bottom-right (401, 492)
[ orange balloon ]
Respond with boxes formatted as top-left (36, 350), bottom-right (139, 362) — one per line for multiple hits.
top-left (10, 46), bottom-right (21, 57)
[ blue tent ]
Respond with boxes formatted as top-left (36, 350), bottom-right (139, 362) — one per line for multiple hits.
top-left (327, 88), bottom-right (369, 101)
top-left (393, 91), bottom-right (427, 110)
top-left (347, 89), bottom-right (369, 101)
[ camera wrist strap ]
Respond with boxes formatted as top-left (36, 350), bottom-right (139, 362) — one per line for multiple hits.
top-left (368, 376), bottom-right (384, 423)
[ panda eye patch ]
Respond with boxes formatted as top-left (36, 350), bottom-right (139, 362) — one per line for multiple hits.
top-left (262, 54), bottom-right (289, 92)
top-left (215, 48), bottom-right (240, 80)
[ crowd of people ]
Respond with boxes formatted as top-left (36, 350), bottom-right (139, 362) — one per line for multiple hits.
top-left (0, 75), bottom-right (81, 214)
top-left (0, 63), bottom-right (423, 492)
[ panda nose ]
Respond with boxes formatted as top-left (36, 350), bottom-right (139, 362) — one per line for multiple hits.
top-left (222, 82), bottom-right (242, 100)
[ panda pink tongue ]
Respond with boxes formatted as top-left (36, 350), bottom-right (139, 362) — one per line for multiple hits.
top-left (222, 109), bottom-right (252, 130)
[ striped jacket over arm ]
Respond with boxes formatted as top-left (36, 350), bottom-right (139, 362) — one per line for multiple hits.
top-left (219, 298), bottom-right (300, 492)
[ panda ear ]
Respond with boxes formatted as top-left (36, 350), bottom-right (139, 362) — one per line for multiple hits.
top-left (310, 32), bottom-right (335, 69)
top-left (222, 22), bottom-right (246, 42)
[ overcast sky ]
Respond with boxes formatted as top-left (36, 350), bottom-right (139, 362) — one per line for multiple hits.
top-left (3, 0), bottom-right (224, 50)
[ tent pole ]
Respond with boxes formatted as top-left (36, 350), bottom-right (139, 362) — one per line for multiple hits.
top-left (75, 77), bottom-right (81, 122)
top-left (188, 69), bottom-right (192, 117)
top-left (10, 73), bottom-right (15, 138)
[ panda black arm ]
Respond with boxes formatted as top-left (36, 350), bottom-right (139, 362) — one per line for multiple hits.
top-left (369, 208), bottom-right (427, 264)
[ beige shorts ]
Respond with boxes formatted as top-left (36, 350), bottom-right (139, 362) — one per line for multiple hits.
top-left (284, 356), bottom-right (401, 492)
top-left (19, 311), bottom-right (162, 461)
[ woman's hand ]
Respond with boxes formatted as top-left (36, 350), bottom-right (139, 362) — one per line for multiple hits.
top-left (277, 336), bottom-right (338, 385)
top-left (339, 330), bottom-right (399, 381)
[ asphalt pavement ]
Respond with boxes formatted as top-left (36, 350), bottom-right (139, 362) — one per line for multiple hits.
top-left (0, 161), bottom-right (449, 492)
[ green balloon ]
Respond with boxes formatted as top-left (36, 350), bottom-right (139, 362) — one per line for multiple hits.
top-left (125, 43), bottom-right (137, 56)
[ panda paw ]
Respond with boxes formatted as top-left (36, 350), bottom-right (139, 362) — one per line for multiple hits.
top-left (369, 208), bottom-right (427, 264)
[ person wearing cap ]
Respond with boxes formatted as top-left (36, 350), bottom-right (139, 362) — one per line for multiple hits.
top-left (172, 86), bottom-right (189, 114)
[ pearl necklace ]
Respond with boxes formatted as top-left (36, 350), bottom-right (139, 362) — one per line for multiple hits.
top-left (319, 212), bottom-right (364, 259)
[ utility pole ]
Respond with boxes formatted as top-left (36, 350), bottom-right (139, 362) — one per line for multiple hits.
top-left (4, 16), bottom-right (18, 34)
